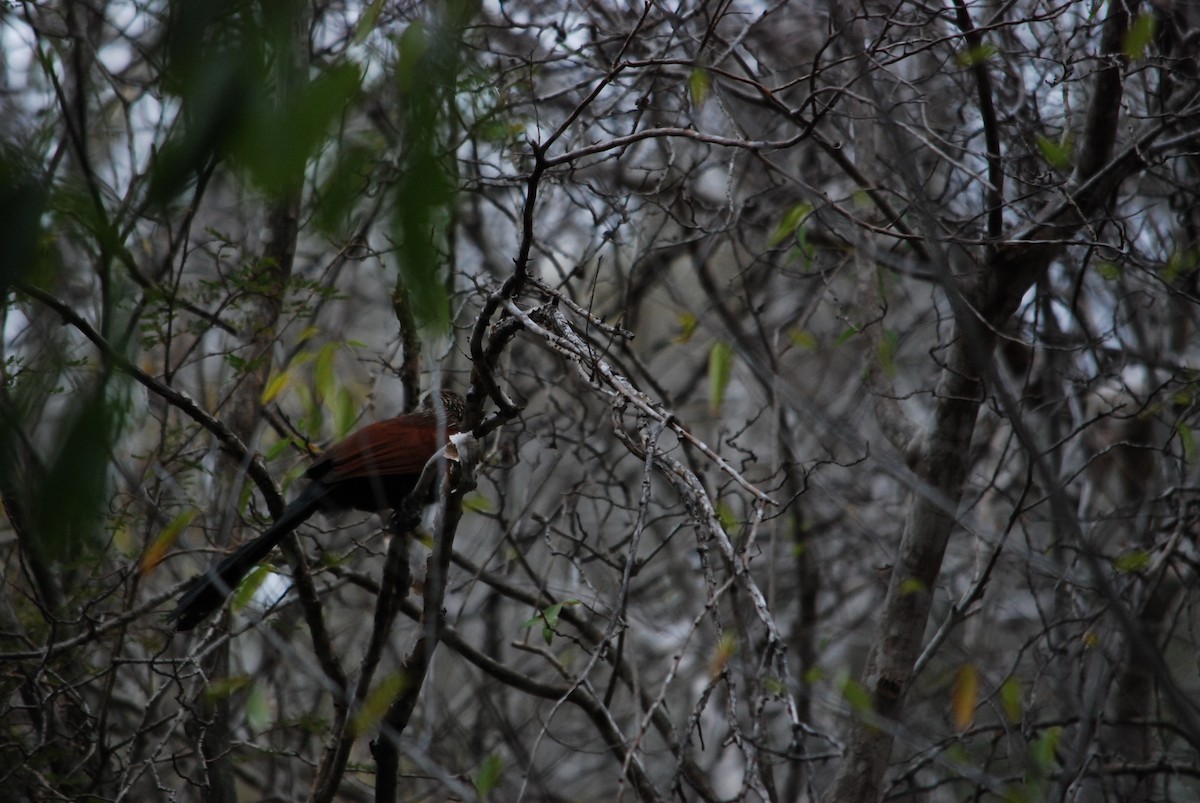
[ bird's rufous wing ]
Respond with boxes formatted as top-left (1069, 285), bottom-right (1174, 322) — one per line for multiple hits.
top-left (316, 417), bottom-right (450, 481)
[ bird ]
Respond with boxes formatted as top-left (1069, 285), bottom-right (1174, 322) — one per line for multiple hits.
top-left (169, 390), bottom-right (466, 631)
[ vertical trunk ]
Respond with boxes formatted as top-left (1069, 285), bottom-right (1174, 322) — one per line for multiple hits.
top-left (828, 330), bottom-right (988, 800)
top-left (196, 4), bottom-right (310, 798)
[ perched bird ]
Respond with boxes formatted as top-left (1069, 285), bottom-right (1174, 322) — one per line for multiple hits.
top-left (169, 390), bottom-right (466, 631)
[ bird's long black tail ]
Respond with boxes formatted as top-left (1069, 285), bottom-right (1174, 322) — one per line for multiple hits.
top-left (169, 483), bottom-right (327, 631)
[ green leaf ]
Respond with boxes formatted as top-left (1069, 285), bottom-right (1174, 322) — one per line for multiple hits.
top-left (474, 753), bottom-right (504, 798)
top-left (1096, 260), bottom-right (1121, 280)
top-left (834, 325), bottom-right (860, 347)
top-left (521, 600), bottom-right (580, 645)
top-left (313, 143), bottom-right (372, 235)
top-left (1112, 549), bottom-right (1151, 573)
top-left (314, 343), bottom-right (337, 404)
top-left (354, 0), bottom-right (387, 44)
top-left (1123, 13), bottom-right (1156, 61)
top-left (245, 684), bottom-right (273, 732)
top-left (689, 67), bottom-right (710, 107)
top-left (396, 21), bottom-right (430, 94)
top-left (878, 328), bottom-right (899, 378)
top-left (788, 328), bottom-right (819, 350)
top-left (952, 663), bottom-right (978, 731)
top-left (1180, 421), bottom-right (1198, 463)
top-left (769, 202), bottom-right (814, 247)
top-left (351, 673), bottom-right (409, 735)
top-left (540, 602), bottom-right (563, 644)
top-left (1031, 726), bottom-right (1062, 771)
top-left (710, 632), bottom-right (737, 678)
top-left (29, 384), bottom-right (126, 563)
top-left (1000, 676), bottom-right (1023, 723)
top-left (204, 674), bottom-right (253, 701)
top-left (0, 150), bottom-right (47, 288)
top-left (675, 312), bottom-right (699, 343)
top-left (462, 493), bottom-right (494, 513)
top-left (841, 677), bottom-right (873, 713)
top-left (231, 563), bottom-right (275, 612)
top-left (141, 508), bottom-right (199, 572)
top-left (708, 340), bottom-right (735, 414)
top-left (1164, 249), bottom-right (1200, 283)
top-left (264, 437), bottom-right (294, 461)
top-left (332, 387), bottom-right (357, 438)
top-left (716, 501), bottom-right (738, 532)
top-left (1034, 132), bottom-right (1073, 170)
top-left (261, 370), bottom-right (292, 404)
top-left (955, 43), bottom-right (998, 66)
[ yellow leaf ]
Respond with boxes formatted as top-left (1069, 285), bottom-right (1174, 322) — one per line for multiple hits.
top-left (952, 663), bottom-right (979, 731)
top-left (261, 370), bottom-right (292, 404)
top-left (140, 508), bottom-right (199, 573)
top-left (674, 312), bottom-right (699, 343)
top-left (788, 328), bottom-right (818, 350)
top-left (710, 633), bottom-right (737, 679)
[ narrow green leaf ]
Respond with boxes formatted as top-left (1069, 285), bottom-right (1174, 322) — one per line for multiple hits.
top-left (841, 677), bottom-right (873, 713)
top-left (353, 0), bottom-right (387, 44)
top-left (520, 600), bottom-right (580, 645)
top-left (1112, 549), bottom-right (1151, 573)
top-left (314, 343), bottom-right (337, 404)
top-left (141, 508), bottom-right (199, 572)
top-left (708, 340), bottom-right (735, 414)
top-left (877, 328), bottom-right (899, 378)
top-left (204, 674), bottom-right (253, 701)
top-left (474, 753), bottom-right (504, 798)
top-left (788, 329), bottom-right (819, 350)
top-left (245, 685), bottom-right (273, 732)
top-left (1180, 421), bottom-right (1198, 462)
top-left (540, 602), bottom-right (564, 644)
top-left (834, 325), bottom-right (860, 347)
top-left (261, 369), bottom-right (292, 404)
top-left (231, 563), bottom-right (275, 612)
top-left (710, 632), bottom-right (737, 678)
top-left (716, 501), bottom-right (738, 532)
top-left (689, 67), bottom-right (710, 107)
top-left (1034, 133), bottom-right (1073, 170)
top-left (462, 493), bottom-right (494, 513)
top-left (769, 202), bottom-right (814, 247)
top-left (351, 673), bottom-right (409, 735)
top-left (1031, 726), bottom-right (1062, 771)
top-left (396, 21), bottom-right (430, 94)
top-left (264, 437), bottom-right (294, 461)
top-left (955, 43), bottom-right (998, 66)
top-left (1000, 676), bottom-right (1023, 723)
top-left (333, 386), bottom-right (357, 438)
top-left (675, 312), bottom-right (699, 343)
top-left (1123, 13), bottom-right (1156, 60)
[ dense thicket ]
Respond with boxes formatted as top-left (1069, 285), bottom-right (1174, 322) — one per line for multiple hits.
top-left (2, 2), bottom-right (1199, 800)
